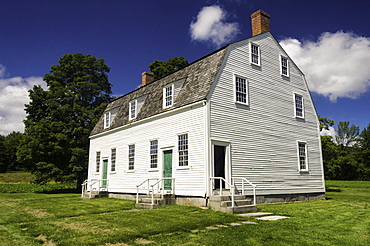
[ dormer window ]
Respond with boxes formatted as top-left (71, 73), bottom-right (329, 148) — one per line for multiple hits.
top-left (163, 84), bottom-right (174, 108)
top-left (104, 112), bottom-right (111, 128)
top-left (280, 55), bottom-right (289, 77)
top-left (250, 43), bottom-right (260, 66)
top-left (129, 100), bottom-right (137, 120)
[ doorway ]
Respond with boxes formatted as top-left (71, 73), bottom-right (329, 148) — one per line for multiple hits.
top-left (102, 159), bottom-right (108, 188)
top-left (163, 150), bottom-right (173, 189)
top-left (213, 145), bottom-right (226, 189)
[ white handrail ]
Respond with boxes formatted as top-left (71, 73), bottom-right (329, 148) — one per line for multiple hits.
top-left (150, 178), bottom-right (175, 205)
top-left (210, 177), bottom-right (235, 207)
top-left (233, 177), bottom-right (257, 206)
top-left (136, 178), bottom-right (159, 203)
top-left (81, 179), bottom-right (109, 199)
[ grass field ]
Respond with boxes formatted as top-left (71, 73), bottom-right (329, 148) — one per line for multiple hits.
top-left (0, 179), bottom-right (369, 245)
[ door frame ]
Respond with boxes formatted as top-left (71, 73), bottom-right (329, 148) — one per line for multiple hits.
top-left (210, 140), bottom-right (231, 190)
top-left (102, 158), bottom-right (108, 188)
top-left (161, 147), bottom-right (174, 190)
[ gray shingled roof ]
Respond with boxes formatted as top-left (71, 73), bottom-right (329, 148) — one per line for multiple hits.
top-left (90, 46), bottom-right (228, 136)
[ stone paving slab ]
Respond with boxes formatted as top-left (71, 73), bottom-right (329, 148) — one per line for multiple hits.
top-left (238, 212), bottom-right (273, 217)
top-left (230, 223), bottom-right (242, 226)
top-left (242, 221), bottom-right (258, 224)
top-left (257, 216), bottom-right (289, 221)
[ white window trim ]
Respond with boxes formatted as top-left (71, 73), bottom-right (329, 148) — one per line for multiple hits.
top-left (280, 55), bottom-right (289, 77)
top-left (95, 151), bottom-right (101, 173)
top-left (163, 83), bottom-right (174, 108)
top-left (234, 74), bottom-right (249, 106)
top-left (110, 148), bottom-right (117, 173)
top-left (104, 112), bottom-right (111, 128)
top-left (250, 43), bottom-right (261, 66)
top-left (297, 141), bottom-right (309, 172)
top-left (294, 93), bottom-right (304, 119)
top-left (178, 133), bottom-right (189, 167)
top-left (128, 144), bottom-right (135, 171)
top-left (149, 139), bottom-right (159, 169)
top-left (129, 99), bottom-right (137, 120)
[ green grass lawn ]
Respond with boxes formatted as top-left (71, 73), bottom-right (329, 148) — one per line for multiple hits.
top-left (0, 180), bottom-right (369, 245)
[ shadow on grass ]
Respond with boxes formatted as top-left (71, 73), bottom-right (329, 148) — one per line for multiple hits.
top-left (37, 188), bottom-right (80, 194)
top-left (326, 188), bottom-right (342, 192)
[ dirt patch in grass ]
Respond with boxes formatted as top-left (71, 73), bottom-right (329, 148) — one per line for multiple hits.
top-left (25, 207), bottom-right (50, 218)
top-left (35, 234), bottom-right (56, 246)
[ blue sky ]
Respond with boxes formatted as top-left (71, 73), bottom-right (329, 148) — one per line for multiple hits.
top-left (0, 0), bottom-right (369, 135)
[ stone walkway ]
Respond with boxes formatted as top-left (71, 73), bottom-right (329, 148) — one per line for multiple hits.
top-left (238, 212), bottom-right (290, 221)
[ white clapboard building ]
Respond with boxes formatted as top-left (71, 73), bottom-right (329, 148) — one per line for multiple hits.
top-left (83, 10), bottom-right (325, 212)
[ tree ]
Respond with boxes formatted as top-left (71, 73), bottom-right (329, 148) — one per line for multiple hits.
top-left (358, 123), bottom-right (370, 180)
top-left (149, 56), bottom-right (188, 80)
top-left (336, 121), bottom-right (360, 147)
top-left (318, 115), bottom-right (334, 131)
top-left (17, 53), bottom-right (112, 186)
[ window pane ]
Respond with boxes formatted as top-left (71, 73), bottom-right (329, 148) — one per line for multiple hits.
top-left (235, 76), bottom-right (247, 103)
top-left (111, 149), bottom-right (116, 172)
top-left (130, 101), bottom-right (136, 119)
top-left (96, 152), bottom-right (100, 172)
top-left (178, 134), bottom-right (188, 166)
top-left (295, 94), bottom-right (303, 118)
top-left (150, 140), bottom-right (158, 168)
top-left (128, 145), bottom-right (135, 170)
top-left (298, 142), bottom-right (307, 170)
top-left (165, 85), bottom-right (173, 107)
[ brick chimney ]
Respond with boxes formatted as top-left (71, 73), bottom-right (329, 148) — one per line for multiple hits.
top-left (251, 10), bottom-right (270, 36)
top-left (141, 71), bottom-right (154, 86)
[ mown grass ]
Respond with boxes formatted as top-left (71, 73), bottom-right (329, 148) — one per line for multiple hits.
top-left (0, 172), bottom-right (35, 183)
top-left (0, 180), bottom-right (369, 245)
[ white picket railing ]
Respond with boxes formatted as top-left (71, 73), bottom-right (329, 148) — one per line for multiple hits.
top-left (210, 177), bottom-right (235, 207)
top-left (81, 179), bottom-right (109, 199)
top-left (136, 178), bottom-right (175, 205)
top-left (232, 177), bottom-right (257, 206)
top-left (210, 177), bottom-right (257, 207)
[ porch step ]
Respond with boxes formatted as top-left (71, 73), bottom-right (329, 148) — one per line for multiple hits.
top-left (135, 194), bottom-right (175, 209)
top-left (82, 191), bottom-right (108, 200)
top-left (209, 195), bottom-right (257, 213)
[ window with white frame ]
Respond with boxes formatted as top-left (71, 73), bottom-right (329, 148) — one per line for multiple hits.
top-left (104, 112), bottom-right (110, 128)
top-left (294, 94), bottom-right (304, 118)
top-left (96, 151), bottom-right (101, 172)
top-left (129, 100), bottom-right (137, 120)
top-left (235, 75), bottom-right (248, 104)
top-left (150, 140), bottom-right (158, 169)
top-left (250, 43), bottom-right (260, 66)
top-left (298, 142), bottom-right (308, 171)
top-left (111, 148), bottom-right (116, 172)
top-left (128, 144), bottom-right (135, 170)
top-left (163, 84), bottom-right (174, 108)
top-left (280, 56), bottom-right (289, 77)
top-left (178, 134), bottom-right (188, 166)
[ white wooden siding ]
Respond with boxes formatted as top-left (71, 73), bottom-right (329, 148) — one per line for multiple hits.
top-left (88, 103), bottom-right (207, 196)
top-left (209, 33), bottom-right (325, 195)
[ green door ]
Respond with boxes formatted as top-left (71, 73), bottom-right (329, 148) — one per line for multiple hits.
top-left (163, 150), bottom-right (172, 190)
top-left (102, 159), bottom-right (108, 188)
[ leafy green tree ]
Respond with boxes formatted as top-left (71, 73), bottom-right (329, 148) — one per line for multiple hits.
top-left (0, 135), bottom-right (6, 173)
top-left (358, 124), bottom-right (370, 180)
top-left (336, 121), bottom-right (360, 147)
top-left (318, 115), bottom-right (334, 131)
top-left (17, 53), bottom-right (112, 186)
top-left (149, 56), bottom-right (188, 80)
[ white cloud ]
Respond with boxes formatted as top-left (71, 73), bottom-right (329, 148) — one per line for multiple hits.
top-left (0, 66), bottom-right (46, 135)
top-left (190, 5), bottom-right (240, 47)
top-left (320, 126), bottom-right (337, 143)
top-left (280, 31), bottom-right (370, 102)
